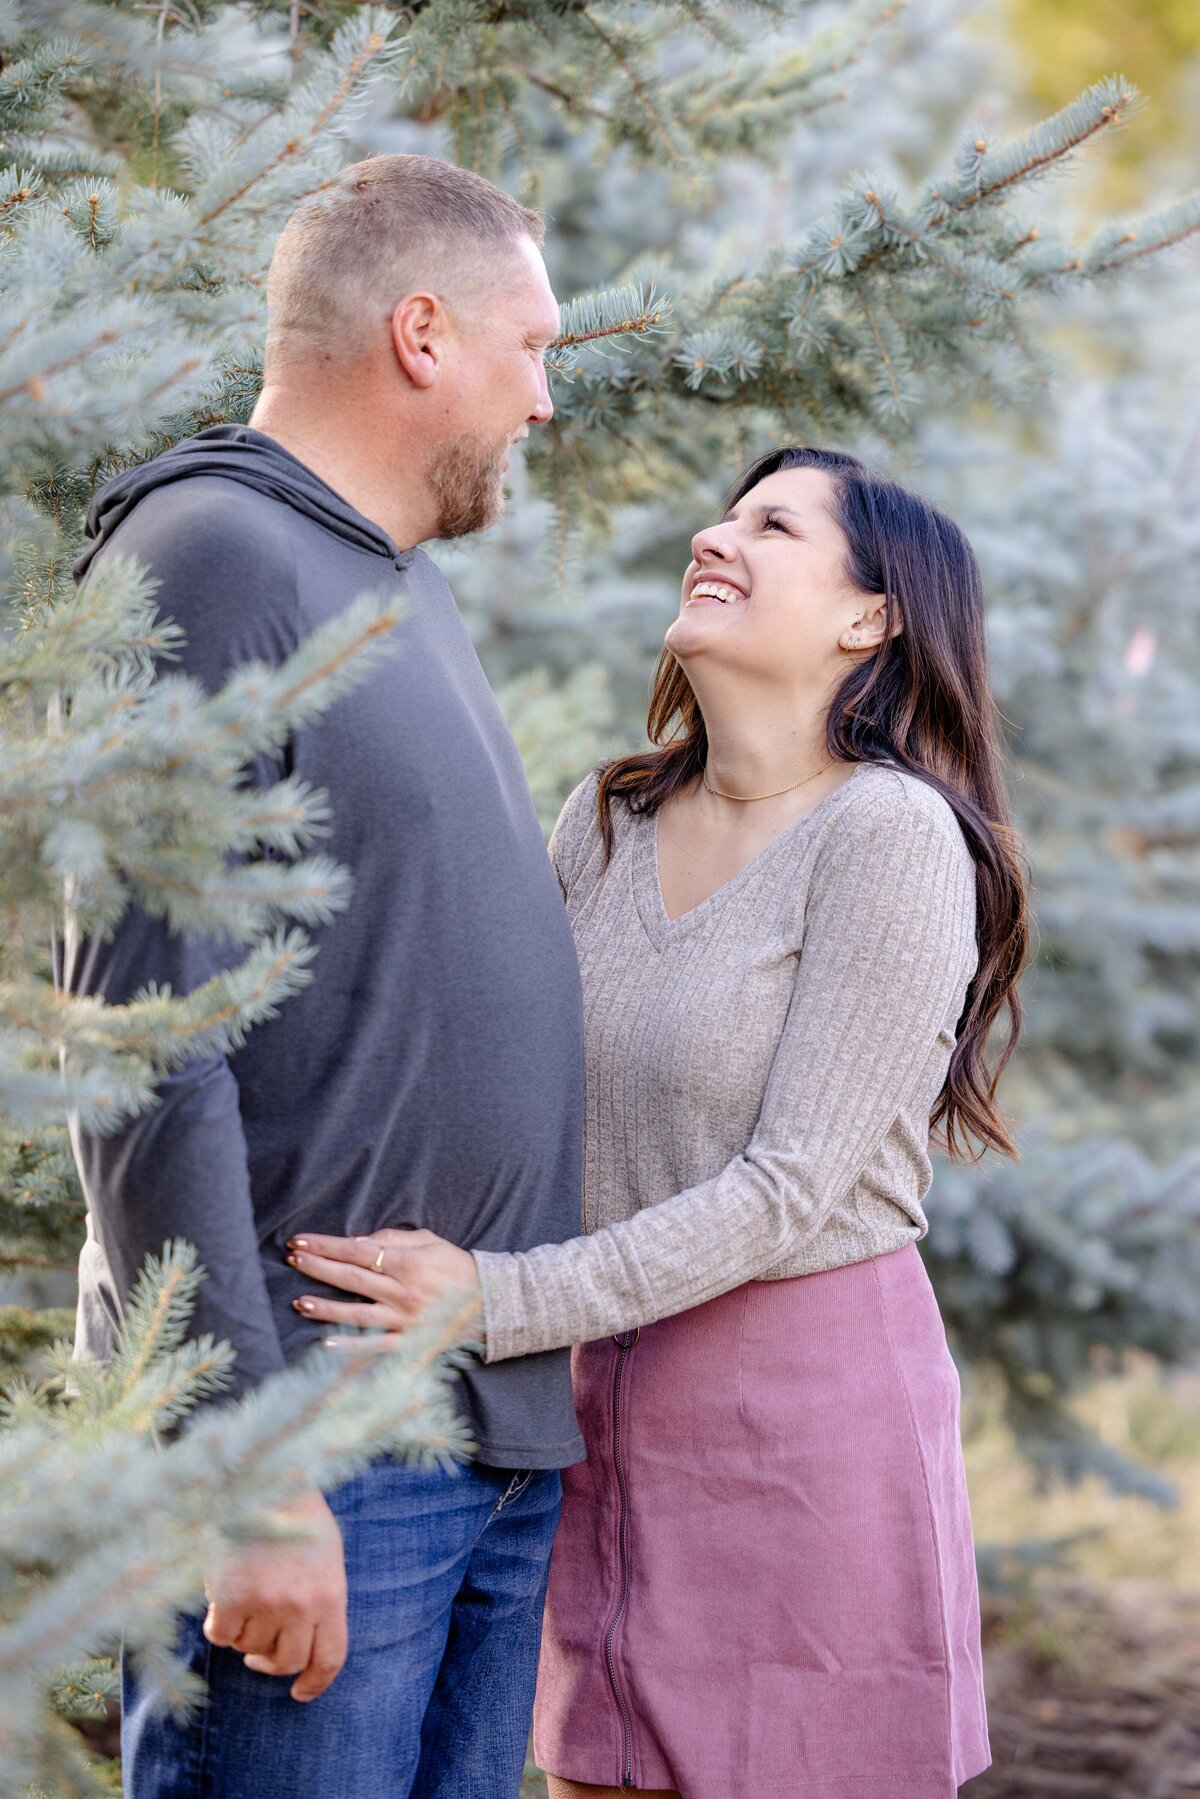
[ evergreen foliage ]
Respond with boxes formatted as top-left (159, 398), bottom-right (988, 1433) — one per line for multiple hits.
top-left (907, 359), bottom-right (1200, 1491)
top-left (935, 377), bottom-right (1200, 1143)
top-left (926, 1133), bottom-right (1200, 1505)
top-left (0, 1262), bottom-right (475, 1796)
top-left (0, 7), bottom-right (474, 1786)
top-left (2, 0), bottom-right (1199, 1784)
top-left (0, 503), bottom-right (473, 1784)
top-left (3, 554), bottom-right (412, 1133)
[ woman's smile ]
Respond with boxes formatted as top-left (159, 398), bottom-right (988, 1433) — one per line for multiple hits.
top-left (687, 577), bottom-right (749, 607)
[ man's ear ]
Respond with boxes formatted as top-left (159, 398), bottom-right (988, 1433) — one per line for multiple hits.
top-left (390, 292), bottom-right (444, 390)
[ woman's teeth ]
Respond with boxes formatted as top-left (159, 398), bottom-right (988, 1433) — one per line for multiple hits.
top-left (691, 581), bottom-right (746, 605)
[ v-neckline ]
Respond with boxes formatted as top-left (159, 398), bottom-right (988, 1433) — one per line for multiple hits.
top-left (632, 763), bottom-right (868, 950)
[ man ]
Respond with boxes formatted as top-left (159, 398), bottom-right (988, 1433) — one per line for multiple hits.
top-left (65, 155), bottom-right (585, 1799)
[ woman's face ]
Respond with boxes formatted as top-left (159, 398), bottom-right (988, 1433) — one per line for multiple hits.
top-left (665, 466), bottom-right (876, 684)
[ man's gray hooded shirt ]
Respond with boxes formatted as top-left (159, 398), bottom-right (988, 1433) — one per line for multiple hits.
top-left (65, 425), bottom-right (586, 1468)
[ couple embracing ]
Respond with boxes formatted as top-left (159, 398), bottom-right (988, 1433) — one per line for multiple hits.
top-left (67, 154), bottom-right (1027, 1799)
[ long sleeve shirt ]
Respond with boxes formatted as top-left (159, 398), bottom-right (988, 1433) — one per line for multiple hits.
top-left (473, 764), bottom-right (978, 1360)
top-left (63, 426), bottom-right (586, 1468)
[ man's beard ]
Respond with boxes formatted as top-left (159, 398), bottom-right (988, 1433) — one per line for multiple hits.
top-left (427, 434), bottom-right (509, 540)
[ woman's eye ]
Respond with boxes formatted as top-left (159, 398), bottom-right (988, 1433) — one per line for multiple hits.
top-left (764, 514), bottom-right (790, 533)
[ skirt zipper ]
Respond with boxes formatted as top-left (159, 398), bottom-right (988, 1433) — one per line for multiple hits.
top-left (603, 1327), bottom-right (639, 1789)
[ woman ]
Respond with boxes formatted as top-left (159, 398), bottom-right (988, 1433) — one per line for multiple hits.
top-left (287, 446), bottom-right (1028, 1798)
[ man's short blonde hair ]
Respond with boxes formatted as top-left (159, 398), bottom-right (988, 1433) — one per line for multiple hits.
top-left (265, 154), bottom-right (545, 365)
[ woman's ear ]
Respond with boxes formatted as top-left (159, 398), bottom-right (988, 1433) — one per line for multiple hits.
top-left (861, 594), bottom-right (903, 648)
top-left (838, 594), bottom-right (902, 654)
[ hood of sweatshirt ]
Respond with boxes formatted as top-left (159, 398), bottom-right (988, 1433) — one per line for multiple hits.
top-left (74, 425), bottom-right (404, 581)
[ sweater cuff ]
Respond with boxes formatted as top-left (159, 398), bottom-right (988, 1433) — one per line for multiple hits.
top-left (471, 1248), bottom-right (549, 1363)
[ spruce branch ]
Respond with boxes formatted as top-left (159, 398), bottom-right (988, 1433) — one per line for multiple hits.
top-left (580, 7), bottom-right (687, 169)
top-left (925, 76), bottom-right (1146, 221)
top-left (670, 0), bottom-right (910, 152)
top-left (18, 951), bottom-right (316, 1154)
top-left (46, 1656), bottom-right (118, 1722)
top-left (549, 280), bottom-right (673, 373)
top-left (190, 10), bottom-right (406, 231)
top-left (0, 32), bottom-right (90, 134)
top-left (928, 1136), bottom-right (1200, 1498)
top-left (105, 1240), bottom-right (226, 1407)
top-left (1, 557), bottom-right (410, 1134)
top-left (0, 1329), bottom-right (474, 1780)
top-left (1076, 189), bottom-right (1200, 279)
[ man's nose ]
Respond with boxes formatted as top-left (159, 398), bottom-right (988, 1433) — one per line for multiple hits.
top-left (529, 366), bottom-right (554, 426)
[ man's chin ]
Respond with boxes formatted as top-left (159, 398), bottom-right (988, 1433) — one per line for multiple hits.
top-left (479, 477), bottom-right (508, 532)
top-left (436, 478), bottom-right (507, 541)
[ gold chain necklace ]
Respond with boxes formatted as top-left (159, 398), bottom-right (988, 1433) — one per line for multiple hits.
top-left (702, 760), bottom-right (835, 804)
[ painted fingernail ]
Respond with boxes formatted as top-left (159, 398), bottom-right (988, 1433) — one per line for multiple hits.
top-left (286, 1253), bottom-right (302, 1268)
top-left (293, 1297), bottom-right (315, 1313)
top-left (289, 1237), bottom-right (309, 1249)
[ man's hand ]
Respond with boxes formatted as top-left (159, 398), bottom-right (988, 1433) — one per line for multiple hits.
top-left (203, 1488), bottom-right (348, 1702)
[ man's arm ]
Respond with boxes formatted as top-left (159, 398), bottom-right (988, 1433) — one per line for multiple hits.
top-left (66, 485), bottom-right (299, 1395)
top-left (67, 484), bottom-right (346, 1699)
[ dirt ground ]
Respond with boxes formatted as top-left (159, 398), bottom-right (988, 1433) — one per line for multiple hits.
top-left (971, 1580), bottom-right (1200, 1798)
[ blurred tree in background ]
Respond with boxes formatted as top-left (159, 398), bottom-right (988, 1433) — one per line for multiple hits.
top-left (3, 0), bottom-right (1200, 1785)
top-left (998, 0), bottom-right (1200, 199)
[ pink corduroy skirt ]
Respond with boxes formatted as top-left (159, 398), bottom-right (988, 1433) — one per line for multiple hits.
top-left (533, 1243), bottom-right (990, 1798)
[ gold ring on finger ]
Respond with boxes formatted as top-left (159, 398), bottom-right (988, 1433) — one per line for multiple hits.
top-left (372, 1245), bottom-right (386, 1273)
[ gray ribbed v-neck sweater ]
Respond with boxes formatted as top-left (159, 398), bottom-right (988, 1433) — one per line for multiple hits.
top-left (473, 762), bottom-right (979, 1362)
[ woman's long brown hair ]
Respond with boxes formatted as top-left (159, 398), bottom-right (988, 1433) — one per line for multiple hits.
top-left (597, 445), bottom-right (1029, 1162)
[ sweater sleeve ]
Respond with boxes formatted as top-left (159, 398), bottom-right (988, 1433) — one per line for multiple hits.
top-left (473, 789), bottom-right (978, 1359)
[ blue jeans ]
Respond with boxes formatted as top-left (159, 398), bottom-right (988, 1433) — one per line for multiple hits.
top-left (122, 1457), bottom-right (563, 1799)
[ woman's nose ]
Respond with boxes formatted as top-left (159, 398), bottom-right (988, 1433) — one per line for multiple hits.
top-left (690, 524), bottom-right (735, 563)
